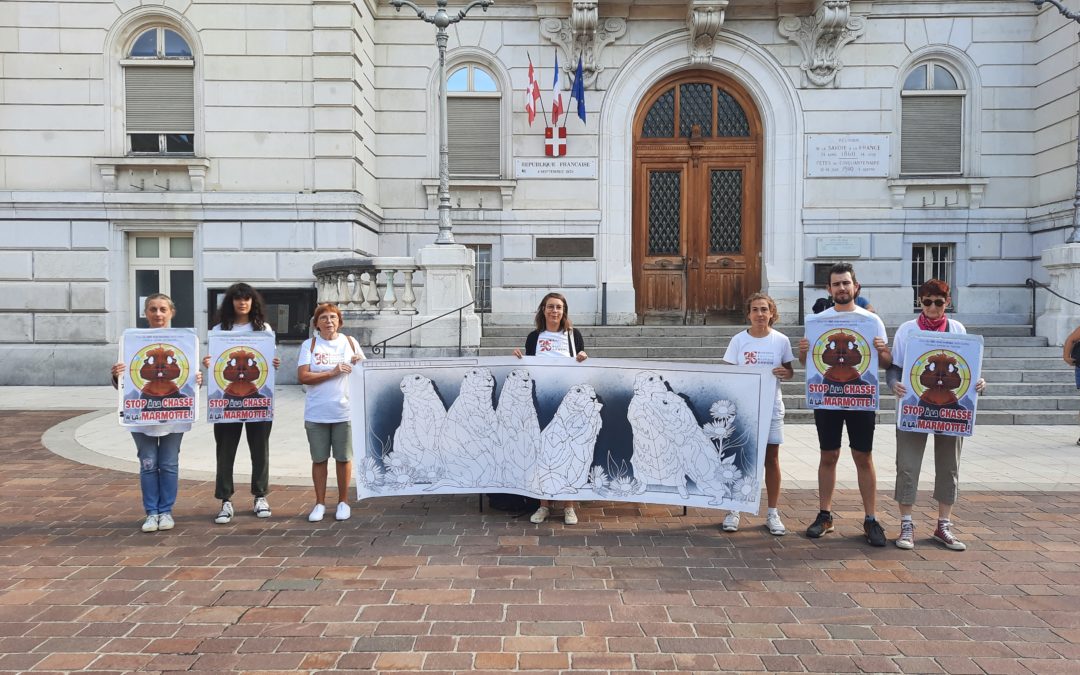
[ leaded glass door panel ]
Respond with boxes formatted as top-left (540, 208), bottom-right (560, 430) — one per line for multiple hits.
top-left (637, 162), bottom-right (688, 315)
top-left (691, 160), bottom-right (759, 314)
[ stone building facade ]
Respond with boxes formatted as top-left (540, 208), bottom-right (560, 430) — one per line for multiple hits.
top-left (0, 0), bottom-right (1076, 383)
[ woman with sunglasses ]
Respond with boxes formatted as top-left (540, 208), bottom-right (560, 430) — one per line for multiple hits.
top-left (886, 279), bottom-right (985, 551)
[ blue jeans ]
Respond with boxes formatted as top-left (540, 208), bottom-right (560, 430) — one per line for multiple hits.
top-left (131, 432), bottom-right (182, 515)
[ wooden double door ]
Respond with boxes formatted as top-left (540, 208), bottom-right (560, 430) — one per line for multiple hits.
top-left (632, 71), bottom-right (762, 321)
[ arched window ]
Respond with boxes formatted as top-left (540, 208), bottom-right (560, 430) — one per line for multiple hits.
top-left (447, 64), bottom-right (500, 177)
top-left (123, 26), bottom-right (195, 154)
top-left (900, 61), bottom-right (964, 175)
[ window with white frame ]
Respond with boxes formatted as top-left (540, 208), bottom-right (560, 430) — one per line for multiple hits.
top-left (447, 64), bottom-right (501, 177)
top-left (123, 27), bottom-right (195, 155)
top-left (900, 62), bottom-right (964, 176)
top-left (911, 243), bottom-right (955, 311)
top-left (129, 234), bottom-right (195, 327)
top-left (463, 244), bottom-right (493, 312)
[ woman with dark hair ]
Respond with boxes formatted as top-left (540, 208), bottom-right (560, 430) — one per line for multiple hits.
top-left (513, 292), bottom-right (588, 524)
top-left (203, 283), bottom-right (280, 524)
top-left (887, 279), bottom-right (985, 551)
top-left (111, 293), bottom-right (202, 533)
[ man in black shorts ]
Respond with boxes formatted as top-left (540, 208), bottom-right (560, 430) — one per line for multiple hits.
top-left (798, 262), bottom-right (892, 546)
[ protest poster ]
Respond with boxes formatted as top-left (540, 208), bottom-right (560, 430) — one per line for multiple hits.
top-left (897, 332), bottom-right (983, 437)
top-left (804, 312), bottom-right (881, 411)
top-left (206, 330), bottom-right (275, 423)
top-left (350, 357), bottom-right (775, 513)
top-left (118, 328), bottom-right (199, 427)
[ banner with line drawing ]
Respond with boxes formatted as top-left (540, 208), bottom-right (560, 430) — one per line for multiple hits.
top-left (207, 330), bottom-right (275, 423)
top-left (350, 357), bottom-right (775, 513)
top-left (897, 332), bottom-right (983, 437)
top-left (118, 328), bottom-right (199, 427)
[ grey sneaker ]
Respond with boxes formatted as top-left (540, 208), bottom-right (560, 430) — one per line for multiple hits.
top-left (157, 513), bottom-right (175, 531)
top-left (214, 501), bottom-right (234, 525)
top-left (254, 497), bottom-right (271, 518)
top-left (141, 515), bottom-right (159, 533)
top-left (895, 519), bottom-right (915, 550)
top-left (721, 512), bottom-right (740, 532)
top-left (530, 506), bottom-right (550, 524)
top-left (765, 511), bottom-right (786, 536)
top-left (563, 507), bottom-right (578, 525)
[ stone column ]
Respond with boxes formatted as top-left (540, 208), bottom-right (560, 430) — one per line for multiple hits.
top-left (1036, 243), bottom-right (1080, 346)
top-left (413, 244), bottom-right (481, 348)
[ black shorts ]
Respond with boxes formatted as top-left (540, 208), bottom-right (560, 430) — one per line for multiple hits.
top-left (813, 408), bottom-right (876, 453)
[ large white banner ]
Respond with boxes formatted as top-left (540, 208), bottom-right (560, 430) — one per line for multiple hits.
top-left (804, 313), bottom-right (881, 411)
top-left (897, 332), bottom-right (983, 437)
top-left (118, 328), bottom-right (199, 427)
top-left (351, 357), bottom-right (775, 513)
top-left (207, 331), bottom-right (276, 423)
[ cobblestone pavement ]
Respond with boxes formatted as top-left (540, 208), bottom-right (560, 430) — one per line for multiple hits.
top-left (3, 411), bottom-right (1080, 674)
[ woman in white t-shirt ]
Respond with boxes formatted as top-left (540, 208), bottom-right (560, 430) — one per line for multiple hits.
top-left (513, 292), bottom-right (588, 524)
top-left (720, 293), bottom-right (794, 536)
top-left (202, 283), bottom-right (281, 525)
top-left (110, 293), bottom-right (202, 534)
top-left (297, 303), bottom-right (364, 522)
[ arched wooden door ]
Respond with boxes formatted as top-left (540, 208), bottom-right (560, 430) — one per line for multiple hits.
top-left (632, 71), bottom-right (763, 321)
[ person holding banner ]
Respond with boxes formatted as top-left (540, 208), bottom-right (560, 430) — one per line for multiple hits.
top-left (798, 262), bottom-right (892, 547)
top-left (1064, 325), bottom-right (1080, 445)
top-left (720, 293), bottom-right (794, 535)
top-left (297, 303), bottom-right (364, 522)
top-left (513, 292), bottom-right (588, 524)
top-left (203, 283), bottom-right (280, 525)
top-left (887, 279), bottom-right (985, 551)
top-left (110, 293), bottom-right (202, 533)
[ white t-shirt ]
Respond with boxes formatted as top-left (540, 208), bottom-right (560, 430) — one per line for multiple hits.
top-left (817, 305), bottom-right (888, 343)
top-left (536, 330), bottom-right (572, 358)
top-left (724, 329), bottom-right (795, 419)
top-left (892, 318), bottom-right (966, 371)
top-left (297, 334), bottom-right (363, 423)
top-left (211, 321), bottom-right (274, 334)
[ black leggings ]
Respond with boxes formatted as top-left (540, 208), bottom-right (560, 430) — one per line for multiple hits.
top-left (213, 421), bottom-right (272, 500)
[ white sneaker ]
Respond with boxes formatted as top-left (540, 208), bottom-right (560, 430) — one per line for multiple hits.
top-left (214, 501), bottom-right (234, 525)
top-left (157, 513), bottom-right (175, 531)
top-left (335, 502), bottom-right (351, 521)
top-left (530, 506), bottom-right (550, 524)
top-left (308, 504), bottom-right (326, 522)
top-left (254, 497), bottom-right (271, 518)
top-left (765, 511), bottom-right (786, 536)
top-left (563, 507), bottom-right (578, 525)
top-left (141, 515), bottom-right (159, 533)
top-left (722, 512), bottom-right (740, 532)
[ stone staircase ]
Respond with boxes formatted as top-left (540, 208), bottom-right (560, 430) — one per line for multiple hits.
top-left (479, 324), bottom-right (1076, 425)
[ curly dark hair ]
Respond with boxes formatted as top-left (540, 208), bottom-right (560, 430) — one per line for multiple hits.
top-left (216, 282), bottom-right (267, 331)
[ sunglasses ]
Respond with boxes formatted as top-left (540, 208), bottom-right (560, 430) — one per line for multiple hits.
top-left (921, 299), bottom-right (946, 307)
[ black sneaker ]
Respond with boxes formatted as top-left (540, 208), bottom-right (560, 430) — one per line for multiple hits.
top-left (864, 518), bottom-right (887, 547)
top-left (806, 511), bottom-right (834, 538)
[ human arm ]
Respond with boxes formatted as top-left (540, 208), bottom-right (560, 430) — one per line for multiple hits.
top-left (874, 336), bottom-right (892, 369)
top-left (1064, 325), bottom-right (1080, 365)
top-left (110, 362), bottom-right (124, 389)
top-left (572, 328), bottom-right (587, 362)
top-left (798, 337), bottom-right (809, 365)
top-left (514, 331), bottom-right (540, 358)
top-left (886, 364), bottom-right (904, 397)
top-left (772, 361), bottom-right (794, 381)
top-left (297, 362), bottom-right (353, 385)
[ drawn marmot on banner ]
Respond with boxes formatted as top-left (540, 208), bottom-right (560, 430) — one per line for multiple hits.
top-left (222, 349), bottom-right (260, 399)
top-left (495, 369), bottom-right (539, 488)
top-left (390, 374), bottom-right (447, 478)
top-left (532, 384), bottom-right (602, 495)
top-left (918, 352), bottom-right (963, 408)
top-left (139, 345), bottom-right (183, 400)
top-left (428, 368), bottom-right (500, 488)
top-left (649, 389), bottom-right (728, 504)
top-left (821, 330), bottom-right (863, 384)
top-left (628, 371), bottom-right (687, 496)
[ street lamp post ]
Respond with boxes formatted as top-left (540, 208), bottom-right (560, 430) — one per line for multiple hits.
top-left (1033, 0), bottom-right (1080, 243)
top-left (390, 0), bottom-right (494, 245)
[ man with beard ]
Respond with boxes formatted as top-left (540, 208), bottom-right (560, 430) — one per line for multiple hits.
top-left (798, 262), bottom-right (892, 546)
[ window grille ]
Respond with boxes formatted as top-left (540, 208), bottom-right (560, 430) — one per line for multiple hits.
top-left (911, 243), bottom-right (956, 310)
top-left (464, 244), bottom-right (492, 312)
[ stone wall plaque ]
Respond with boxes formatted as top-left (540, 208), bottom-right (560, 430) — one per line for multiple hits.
top-left (536, 237), bottom-right (595, 259)
top-left (514, 158), bottom-right (597, 179)
top-left (806, 134), bottom-right (889, 177)
top-left (815, 236), bottom-right (861, 258)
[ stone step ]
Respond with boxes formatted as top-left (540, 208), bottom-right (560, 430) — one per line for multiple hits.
top-left (782, 409), bottom-right (1075, 425)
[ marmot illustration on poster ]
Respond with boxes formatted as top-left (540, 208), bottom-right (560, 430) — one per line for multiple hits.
top-left (532, 384), bottom-right (602, 495)
top-left (496, 369), bottom-right (540, 488)
top-left (390, 374), bottom-right (447, 478)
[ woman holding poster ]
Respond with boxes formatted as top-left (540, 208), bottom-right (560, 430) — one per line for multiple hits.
top-left (887, 279), bottom-right (985, 551)
top-left (513, 292), bottom-right (588, 525)
top-left (720, 293), bottom-right (794, 536)
top-left (203, 283), bottom-right (280, 525)
top-left (110, 293), bottom-right (201, 533)
top-left (297, 303), bottom-right (363, 522)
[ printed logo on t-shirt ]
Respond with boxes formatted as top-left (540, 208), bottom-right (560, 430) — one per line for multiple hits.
top-left (742, 351), bottom-right (776, 366)
top-left (313, 352), bottom-right (347, 366)
top-left (538, 338), bottom-right (555, 353)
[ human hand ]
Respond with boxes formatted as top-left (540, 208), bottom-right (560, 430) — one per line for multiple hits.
top-left (771, 365), bottom-right (790, 380)
top-left (350, 354), bottom-right (362, 364)
top-left (202, 356), bottom-right (211, 369)
top-left (975, 378), bottom-right (986, 394)
top-left (513, 348), bottom-right (523, 359)
top-left (272, 357), bottom-right (281, 369)
top-left (111, 362), bottom-right (124, 379)
top-left (195, 372), bottom-right (204, 387)
top-left (873, 336), bottom-right (890, 355)
top-left (576, 351), bottom-right (588, 362)
top-left (338, 362), bottom-right (353, 375)
top-left (798, 337), bottom-right (809, 361)
top-left (892, 382), bottom-right (907, 398)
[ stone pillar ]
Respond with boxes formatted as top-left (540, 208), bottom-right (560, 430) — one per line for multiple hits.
top-left (413, 244), bottom-right (481, 348)
top-left (1036, 243), bottom-right (1080, 346)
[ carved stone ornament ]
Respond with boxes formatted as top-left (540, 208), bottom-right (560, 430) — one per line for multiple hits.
top-left (687, 0), bottom-right (728, 64)
top-left (778, 0), bottom-right (866, 87)
top-left (539, 1), bottom-right (626, 89)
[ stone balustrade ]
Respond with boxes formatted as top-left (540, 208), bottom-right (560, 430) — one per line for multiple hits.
top-left (312, 257), bottom-right (419, 315)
